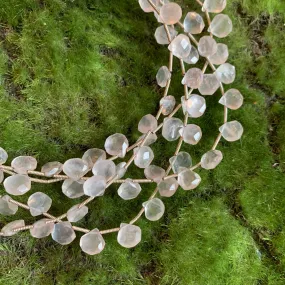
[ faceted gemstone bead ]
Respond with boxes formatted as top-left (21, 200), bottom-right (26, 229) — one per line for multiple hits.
top-left (182, 68), bottom-right (203, 89)
top-left (62, 179), bottom-right (85, 199)
top-left (201, 150), bottom-right (223, 169)
top-left (0, 147), bottom-right (8, 164)
top-left (219, 121), bottom-right (244, 142)
top-left (137, 133), bottom-right (158, 146)
top-left (208, 14), bottom-right (233, 38)
top-left (1, 220), bottom-right (25, 236)
top-left (83, 176), bottom-right (106, 197)
top-left (30, 219), bottom-right (54, 238)
top-left (0, 170), bottom-right (3, 183)
top-left (117, 223), bottom-right (141, 248)
top-left (28, 192), bottom-right (52, 216)
top-left (178, 169), bottom-right (201, 190)
top-left (179, 124), bottom-right (202, 145)
top-left (0, 195), bottom-right (18, 215)
top-left (162, 117), bottom-right (183, 141)
top-left (80, 229), bottom-right (105, 255)
top-left (215, 63), bottom-right (236, 84)
top-left (63, 158), bottom-right (89, 181)
top-left (168, 34), bottom-right (191, 59)
top-left (198, 36), bottom-right (218, 57)
top-left (52, 222), bottom-right (76, 245)
top-left (156, 66), bottom-right (171, 87)
top-left (139, 0), bottom-right (159, 13)
top-left (11, 156), bottom-right (37, 174)
top-left (160, 2), bottom-right (182, 25)
top-left (144, 165), bottom-right (166, 183)
top-left (198, 74), bottom-right (220, 95)
top-left (160, 95), bottom-right (176, 116)
top-left (138, 114), bottom-right (158, 134)
top-left (155, 25), bottom-right (178, 45)
top-left (41, 161), bottom-right (63, 177)
top-left (118, 179), bottom-right (142, 200)
top-left (181, 95), bottom-right (206, 118)
top-left (158, 177), bottom-right (178, 197)
top-left (203, 0), bottom-right (227, 13)
top-left (82, 148), bottom-right (106, 169)
top-left (4, 174), bottom-right (31, 196)
top-left (92, 160), bottom-right (116, 181)
top-left (183, 46), bottom-right (199, 65)
top-left (116, 162), bottom-right (127, 179)
top-left (143, 198), bottom-right (165, 221)
top-left (104, 133), bottom-right (129, 158)
top-left (67, 204), bottom-right (88, 222)
top-left (219, 89), bottom-right (243, 110)
top-left (169, 152), bottom-right (192, 174)
top-left (208, 43), bottom-right (229, 65)
top-left (184, 12), bottom-right (205, 34)
top-left (134, 146), bottom-right (154, 169)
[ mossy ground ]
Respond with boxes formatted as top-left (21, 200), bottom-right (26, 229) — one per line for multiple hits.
top-left (0, 0), bottom-right (285, 284)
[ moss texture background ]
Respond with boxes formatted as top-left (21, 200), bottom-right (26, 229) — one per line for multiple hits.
top-left (0, 0), bottom-right (285, 284)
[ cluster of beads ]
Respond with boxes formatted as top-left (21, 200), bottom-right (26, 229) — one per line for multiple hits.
top-left (0, 0), bottom-right (243, 255)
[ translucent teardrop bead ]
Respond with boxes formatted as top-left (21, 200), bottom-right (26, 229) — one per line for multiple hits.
top-left (116, 162), bottom-right (127, 179)
top-left (63, 158), bottom-right (89, 181)
top-left (201, 150), bottom-right (223, 169)
top-left (143, 198), bottom-right (165, 221)
top-left (52, 222), bottom-right (76, 245)
top-left (219, 121), bottom-right (244, 142)
top-left (208, 43), bottom-right (229, 65)
top-left (138, 114), bottom-right (158, 134)
top-left (158, 178), bottom-right (178, 197)
top-left (179, 124), bottom-right (202, 145)
top-left (82, 148), bottom-right (106, 169)
top-left (184, 12), bottom-right (205, 34)
top-left (162, 117), bottom-right (183, 141)
top-left (168, 34), bottom-right (191, 59)
top-left (169, 152), bottom-right (192, 174)
top-left (160, 2), bottom-right (182, 25)
top-left (3, 174), bottom-right (31, 196)
top-left (67, 204), bottom-right (88, 222)
top-left (28, 192), bottom-right (52, 216)
top-left (144, 165), bottom-right (166, 183)
top-left (80, 229), bottom-right (105, 255)
top-left (156, 66), bottom-right (171, 87)
top-left (0, 195), bottom-right (18, 215)
top-left (134, 146), bottom-right (154, 169)
top-left (118, 179), bottom-right (142, 200)
top-left (203, 0), bottom-right (227, 13)
top-left (62, 179), bottom-right (85, 199)
top-left (139, 0), bottom-right (159, 13)
top-left (117, 223), bottom-right (142, 248)
top-left (83, 176), bottom-right (106, 197)
top-left (219, 89), bottom-right (243, 110)
top-left (215, 63), bottom-right (236, 84)
top-left (208, 14), bottom-right (233, 38)
top-left (1, 220), bottom-right (25, 236)
top-left (155, 25), bottom-right (178, 45)
top-left (181, 95), bottom-right (206, 118)
top-left (11, 156), bottom-right (37, 174)
top-left (178, 169), bottom-right (201, 190)
top-left (198, 36), bottom-right (218, 57)
top-left (160, 95), bottom-right (176, 116)
top-left (104, 133), bottom-right (129, 158)
top-left (198, 74), bottom-right (220, 95)
top-left (41, 161), bottom-right (63, 177)
top-left (183, 46), bottom-right (199, 65)
top-left (182, 68), bottom-right (203, 89)
top-left (0, 147), bottom-right (8, 164)
top-left (30, 219), bottom-right (54, 238)
top-left (92, 160), bottom-right (116, 181)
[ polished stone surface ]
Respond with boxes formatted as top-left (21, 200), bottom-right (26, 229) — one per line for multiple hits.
top-left (179, 124), bottom-right (202, 145)
top-left (168, 34), bottom-right (191, 59)
top-left (28, 192), bottom-right (52, 216)
top-left (41, 161), bottom-right (63, 177)
top-left (11, 156), bottom-right (37, 174)
top-left (184, 12), bottom-right (205, 34)
top-left (219, 89), bottom-right (243, 110)
top-left (181, 95), bottom-right (206, 118)
top-left (83, 175), bottom-right (106, 197)
top-left (63, 158), bottom-right (89, 181)
top-left (82, 148), bottom-right (106, 168)
top-left (178, 169), bottom-right (201, 190)
top-left (219, 121), bottom-right (244, 142)
top-left (0, 195), bottom-right (18, 215)
top-left (144, 165), bottom-right (166, 183)
top-left (201, 150), bottom-right (223, 169)
top-left (62, 179), bottom-right (85, 199)
top-left (160, 2), bottom-right (182, 25)
top-left (208, 14), bottom-right (232, 38)
top-left (158, 177), bottom-right (178, 197)
top-left (80, 229), bottom-right (105, 255)
top-left (92, 160), bottom-right (116, 181)
top-left (162, 117), bottom-right (183, 141)
top-left (143, 198), bottom-right (165, 221)
top-left (67, 204), bottom-right (88, 222)
top-left (138, 114), bottom-right (158, 134)
top-left (198, 74), bottom-right (220, 95)
top-left (117, 223), bottom-right (141, 248)
top-left (30, 219), bottom-right (54, 238)
top-left (104, 133), bottom-right (129, 158)
top-left (52, 222), bottom-right (76, 245)
top-left (198, 36), bottom-right (218, 57)
top-left (4, 174), bottom-right (31, 196)
top-left (118, 179), bottom-right (142, 200)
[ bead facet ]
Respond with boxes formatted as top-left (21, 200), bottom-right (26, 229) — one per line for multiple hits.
top-left (92, 160), bottom-right (116, 181)
top-left (105, 133), bottom-right (129, 158)
top-left (11, 156), bottom-right (37, 174)
top-left (198, 36), bottom-right (218, 57)
top-left (143, 198), bottom-right (165, 221)
top-left (0, 147), bottom-right (8, 164)
top-left (219, 89), bottom-right (243, 110)
top-left (182, 68), bottom-right (203, 89)
top-left (82, 148), bottom-right (106, 169)
top-left (184, 12), bottom-right (205, 34)
top-left (215, 63), bottom-right (236, 84)
top-left (41, 161), bottom-right (63, 177)
top-left (208, 14), bottom-right (233, 38)
top-left (3, 174), bottom-right (31, 196)
top-left (169, 152), bottom-right (192, 174)
top-left (52, 222), bottom-right (76, 245)
top-left (158, 178), bottom-right (178, 197)
top-left (1, 220), bottom-right (25, 236)
top-left (117, 223), bottom-right (142, 248)
top-left (203, 0), bottom-right (227, 13)
top-left (179, 124), bottom-right (202, 145)
top-left (144, 165), bottom-right (166, 183)
top-left (160, 95), bottom-right (176, 116)
top-left (116, 162), bottom-right (127, 179)
top-left (208, 43), bottom-right (229, 65)
top-left (63, 158), bottom-right (89, 181)
top-left (201, 150), bottom-right (223, 169)
top-left (134, 146), bottom-right (154, 169)
top-left (198, 74), bottom-right (220, 95)
top-left (162, 117), bottom-right (183, 141)
top-left (183, 46), bottom-right (199, 64)
top-left (83, 176), bottom-right (106, 197)
top-left (181, 95), bottom-right (206, 118)
top-left (118, 179), bottom-right (142, 200)
top-left (138, 114), bottom-right (158, 134)
top-left (156, 66), bottom-right (171, 87)
top-left (219, 121), bottom-right (244, 142)
top-left (62, 179), bottom-right (85, 199)
top-left (178, 169), bottom-right (201, 190)
top-left (28, 192), bottom-right (52, 216)
top-left (168, 34), bottom-right (191, 59)
top-left (80, 229), bottom-right (105, 255)
top-left (155, 25), bottom-right (178, 45)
